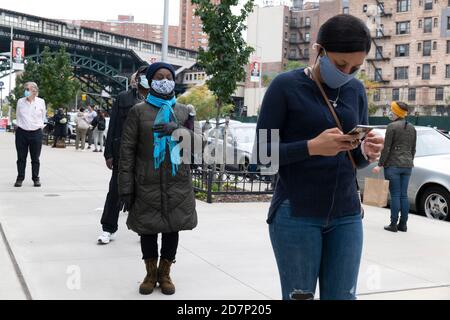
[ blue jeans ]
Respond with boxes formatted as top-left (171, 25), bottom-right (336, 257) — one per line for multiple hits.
top-left (384, 167), bottom-right (412, 225)
top-left (269, 200), bottom-right (363, 300)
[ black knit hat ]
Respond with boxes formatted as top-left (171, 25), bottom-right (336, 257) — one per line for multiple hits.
top-left (317, 14), bottom-right (372, 53)
top-left (145, 62), bottom-right (176, 81)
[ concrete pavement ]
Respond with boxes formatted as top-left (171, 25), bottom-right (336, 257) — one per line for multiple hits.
top-left (0, 132), bottom-right (449, 300)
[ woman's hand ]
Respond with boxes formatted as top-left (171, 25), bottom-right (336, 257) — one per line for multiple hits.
top-left (372, 166), bottom-right (382, 174)
top-left (308, 128), bottom-right (359, 157)
top-left (363, 131), bottom-right (384, 162)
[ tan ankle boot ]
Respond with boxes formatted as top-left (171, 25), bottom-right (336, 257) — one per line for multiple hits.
top-left (157, 259), bottom-right (175, 295)
top-left (139, 258), bottom-right (158, 295)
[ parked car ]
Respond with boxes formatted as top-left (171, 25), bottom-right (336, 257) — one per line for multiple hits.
top-left (357, 126), bottom-right (450, 221)
top-left (205, 123), bottom-right (256, 171)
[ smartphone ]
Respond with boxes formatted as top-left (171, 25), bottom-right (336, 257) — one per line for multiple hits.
top-left (347, 125), bottom-right (375, 140)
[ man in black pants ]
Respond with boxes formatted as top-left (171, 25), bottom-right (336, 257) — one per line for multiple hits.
top-left (98, 66), bottom-right (150, 244)
top-left (14, 82), bottom-right (47, 188)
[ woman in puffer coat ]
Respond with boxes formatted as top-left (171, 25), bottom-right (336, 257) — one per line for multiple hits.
top-left (118, 63), bottom-right (201, 296)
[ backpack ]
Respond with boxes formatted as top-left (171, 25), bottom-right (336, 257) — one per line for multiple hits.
top-left (97, 118), bottom-right (106, 131)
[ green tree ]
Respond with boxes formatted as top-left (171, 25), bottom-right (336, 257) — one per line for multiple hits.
top-left (11, 46), bottom-right (80, 114)
top-left (284, 60), bottom-right (307, 72)
top-left (357, 72), bottom-right (379, 116)
top-left (177, 85), bottom-right (234, 120)
top-left (192, 0), bottom-right (255, 128)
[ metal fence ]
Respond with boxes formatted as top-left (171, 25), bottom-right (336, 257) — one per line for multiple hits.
top-left (191, 167), bottom-right (277, 203)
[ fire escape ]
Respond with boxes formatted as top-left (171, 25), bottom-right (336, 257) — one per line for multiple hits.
top-left (366, 0), bottom-right (392, 84)
top-left (288, 16), bottom-right (310, 62)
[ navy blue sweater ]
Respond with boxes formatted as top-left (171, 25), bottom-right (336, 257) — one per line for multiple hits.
top-left (256, 68), bottom-right (370, 223)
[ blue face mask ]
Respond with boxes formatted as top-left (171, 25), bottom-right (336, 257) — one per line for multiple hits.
top-left (139, 75), bottom-right (150, 89)
top-left (151, 79), bottom-right (175, 95)
top-left (319, 51), bottom-right (358, 89)
top-left (24, 90), bottom-right (31, 98)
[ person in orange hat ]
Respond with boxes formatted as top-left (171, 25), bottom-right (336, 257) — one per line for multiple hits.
top-left (373, 101), bottom-right (417, 233)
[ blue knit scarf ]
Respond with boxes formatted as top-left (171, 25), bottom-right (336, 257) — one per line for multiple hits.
top-left (146, 94), bottom-right (180, 176)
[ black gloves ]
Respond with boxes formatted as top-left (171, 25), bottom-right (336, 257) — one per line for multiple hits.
top-left (153, 122), bottom-right (179, 137)
top-left (118, 194), bottom-right (134, 212)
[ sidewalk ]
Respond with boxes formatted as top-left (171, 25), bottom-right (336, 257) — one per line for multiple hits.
top-left (0, 132), bottom-right (449, 300)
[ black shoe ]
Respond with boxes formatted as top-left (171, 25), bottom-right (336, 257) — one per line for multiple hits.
top-left (14, 180), bottom-right (23, 187)
top-left (384, 223), bottom-right (398, 233)
top-left (33, 180), bottom-right (41, 187)
top-left (397, 224), bottom-right (407, 232)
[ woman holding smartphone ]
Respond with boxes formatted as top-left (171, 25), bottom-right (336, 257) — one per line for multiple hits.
top-left (256, 14), bottom-right (384, 300)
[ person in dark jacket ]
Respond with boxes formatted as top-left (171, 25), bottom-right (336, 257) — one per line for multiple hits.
top-left (51, 108), bottom-right (68, 148)
top-left (118, 62), bottom-right (201, 296)
top-left (90, 110), bottom-right (107, 153)
top-left (97, 65), bottom-right (150, 245)
top-left (256, 14), bottom-right (384, 300)
top-left (373, 101), bottom-right (417, 233)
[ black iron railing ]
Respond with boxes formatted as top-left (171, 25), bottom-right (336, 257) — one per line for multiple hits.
top-left (191, 167), bottom-right (277, 203)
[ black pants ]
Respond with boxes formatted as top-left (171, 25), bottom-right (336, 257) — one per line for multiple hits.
top-left (100, 168), bottom-right (120, 233)
top-left (141, 232), bottom-right (179, 261)
top-left (15, 127), bottom-right (43, 181)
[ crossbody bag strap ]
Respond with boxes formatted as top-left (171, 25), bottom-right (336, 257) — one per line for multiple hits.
top-left (310, 68), bottom-right (357, 170)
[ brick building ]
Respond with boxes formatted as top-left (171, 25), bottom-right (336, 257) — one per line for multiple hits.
top-left (72, 16), bottom-right (179, 46)
top-left (349, 0), bottom-right (450, 115)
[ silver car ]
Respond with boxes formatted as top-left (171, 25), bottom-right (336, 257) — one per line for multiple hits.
top-left (357, 126), bottom-right (450, 221)
top-left (205, 123), bottom-right (256, 171)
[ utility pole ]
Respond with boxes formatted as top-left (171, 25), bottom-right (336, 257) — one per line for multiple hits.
top-left (161, 0), bottom-right (170, 62)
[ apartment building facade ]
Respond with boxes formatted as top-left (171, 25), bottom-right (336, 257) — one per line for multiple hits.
top-left (349, 0), bottom-right (450, 115)
top-left (73, 16), bottom-right (179, 46)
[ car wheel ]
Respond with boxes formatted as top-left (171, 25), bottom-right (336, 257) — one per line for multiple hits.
top-left (419, 186), bottom-right (450, 221)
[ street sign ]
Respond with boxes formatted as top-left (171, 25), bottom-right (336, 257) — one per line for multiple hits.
top-left (0, 81), bottom-right (4, 88)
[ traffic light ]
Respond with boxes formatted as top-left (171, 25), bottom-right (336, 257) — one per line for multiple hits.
top-left (81, 94), bottom-right (87, 101)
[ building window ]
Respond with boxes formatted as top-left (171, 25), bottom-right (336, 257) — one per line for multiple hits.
top-left (395, 44), bottom-right (409, 57)
top-left (447, 65), bottom-right (450, 78)
top-left (433, 41), bottom-right (437, 50)
top-left (343, 7), bottom-right (349, 14)
top-left (436, 87), bottom-right (444, 101)
top-left (408, 88), bottom-right (416, 101)
top-left (395, 67), bottom-right (409, 80)
top-left (363, 4), bottom-right (368, 12)
top-left (424, 0), bottom-right (433, 10)
top-left (374, 68), bottom-right (383, 82)
top-left (422, 64), bottom-right (431, 79)
top-left (305, 32), bottom-right (310, 42)
top-left (397, 0), bottom-right (411, 12)
top-left (418, 42), bottom-right (422, 51)
top-left (304, 48), bottom-right (309, 57)
top-left (376, 46), bottom-right (383, 59)
top-left (285, 16), bottom-right (289, 24)
top-left (418, 19), bottom-right (423, 28)
top-left (393, 88), bottom-right (400, 101)
top-left (46, 22), bottom-right (60, 32)
top-left (83, 30), bottom-right (95, 38)
top-left (448, 17), bottom-right (450, 30)
top-left (432, 65), bottom-right (436, 75)
top-left (373, 89), bottom-right (381, 102)
top-left (434, 18), bottom-right (438, 28)
top-left (447, 41), bottom-right (450, 53)
top-left (396, 21), bottom-right (410, 34)
top-left (423, 40), bottom-right (432, 56)
top-left (305, 17), bottom-right (311, 26)
top-left (417, 66), bottom-right (421, 76)
top-left (99, 34), bottom-right (110, 42)
top-left (424, 17), bottom-right (432, 32)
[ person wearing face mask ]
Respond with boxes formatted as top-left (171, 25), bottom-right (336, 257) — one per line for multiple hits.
top-left (118, 62), bottom-right (201, 296)
top-left (14, 82), bottom-right (47, 188)
top-left (51, 108), bottom-right (68, 148)
top-left (256, 14), bottom-right (385, 300)
top-left (97, 65), bottom-right (150, 245)
top-left (373, 102), bottom-right (416, 233)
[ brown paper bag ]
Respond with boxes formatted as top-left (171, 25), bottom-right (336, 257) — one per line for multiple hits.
top-left (363, 177), bottom-right (390, 207)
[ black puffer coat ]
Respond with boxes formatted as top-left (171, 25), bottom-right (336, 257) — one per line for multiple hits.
top-left (118, 101), bottom-right (201, 235)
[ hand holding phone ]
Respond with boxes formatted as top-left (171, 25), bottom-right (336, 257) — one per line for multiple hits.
top-left (347, 125), bottom-right (375, 141)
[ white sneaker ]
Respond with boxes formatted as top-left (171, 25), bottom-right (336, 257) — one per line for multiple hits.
top-left (97, 231), bottom-right (116, 244)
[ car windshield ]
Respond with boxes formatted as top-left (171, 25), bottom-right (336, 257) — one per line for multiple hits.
top-left (231, 127), bottom-right (256, 143)
top-left (416, 129), bottom-right (450, 157)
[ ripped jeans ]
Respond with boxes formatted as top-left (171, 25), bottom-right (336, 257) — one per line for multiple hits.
top-left (269, 200), bottom-right (363, 300)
